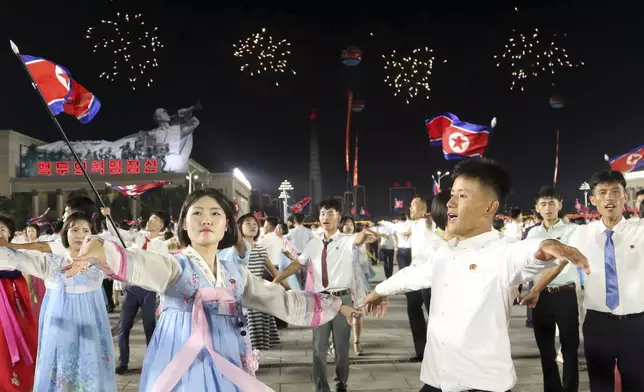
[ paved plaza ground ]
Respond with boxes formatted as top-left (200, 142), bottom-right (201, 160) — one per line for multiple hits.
top-left (111, 267), bottom-right (589, 391)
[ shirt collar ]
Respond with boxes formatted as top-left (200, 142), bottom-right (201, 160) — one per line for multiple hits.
top-left (447, 230), bottom-right (500, 250)
top-left (540, 219), bottom-right (565, 232)
top-left (598, 216), bottom-right (627, 234)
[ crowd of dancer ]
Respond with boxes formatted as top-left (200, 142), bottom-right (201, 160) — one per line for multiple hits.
top-left (0, 158), bottom-right (642, 392)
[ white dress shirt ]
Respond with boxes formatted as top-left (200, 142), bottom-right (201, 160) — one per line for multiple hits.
top-left (526, 220), bottom-right (579, 287)
top-left (503, 221), bottom-right (523, 241)
top-left (375, 231), bottom-right (554, 391)
top-left (259, 231), bottom-right (285, 266)
top-left (106, 220), bottom-right (169, 255)
top-left (372, 225), bottom-right (395, 250)
top-left (298, 230), bottom-right (356, 293)
top-left (381, 221), bottom-right (412, 248)
top-left (567, 217), bottom-right (644, 316)
top-left (285, 225), bottom-right (315, 254)
top-left (410, 218), bottom-right (435, 266)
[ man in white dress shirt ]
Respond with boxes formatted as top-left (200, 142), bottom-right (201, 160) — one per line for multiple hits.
top-left (530, 170), bottom-right (644, 390)
top-left (524, 186), bottom-right (580, 392)
top-left (504, 207), bottom-right (523, 240)
top-left (101, 207), bottom-right (170, 375)
top-left (285, 213), bottom-right (315, 255)
top-left (273, 199), bottom-right (377, 392)
top-left (362, 159), bottom-right (589, 392)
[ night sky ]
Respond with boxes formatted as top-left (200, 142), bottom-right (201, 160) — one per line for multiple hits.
top-left (1, 1), bottom-right (642, 216)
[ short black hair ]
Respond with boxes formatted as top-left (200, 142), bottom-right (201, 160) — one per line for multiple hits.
top-left (431, 189), bottom-right (451, 231)
top-left (492, 218), bottom-right (505, 231)
top-left (61, 212), bottom-right (97, 248)
top-left (52, 219), bottom-right (64, 234)
top-left (588, 170), bottom-right (626, 194)
top-left (163, 231), bottom-right (174, 241)
top-left (176, 188), bottom-right (239, 249)
top-left (25, 223), bottom-right (40, 237)
top-left (509, 207), bottom-right (522, 220)
top-left (534, 185), bottom-right (561, 204)
top-left (150, 210), bottom-right (170, 230)
top-left (65, 196), bottom-right (96, 218)
top-left (237, 213), bottom-right (261, 241)
top-left (340, 216), bottom-right (355, 227)
top-left (452, 158), bottom-right (511, 207)
top-left (278, 222), bottom-right (289, 235)
top-left (319, 199), bottom-right (342, 212)
top-left (635, 189), bottom-right (644, 197)
top-left (264, 216), bottom-right (279, 229)
top-left (292, 213), bottom-right (305, 224)
top-left (0, 216), bottom-right (16, 242)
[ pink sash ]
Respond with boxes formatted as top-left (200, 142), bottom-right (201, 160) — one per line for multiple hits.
top-left (152, 287), bottom-right (275, 392)
top-left (0, 281), bottom-right (33, 366)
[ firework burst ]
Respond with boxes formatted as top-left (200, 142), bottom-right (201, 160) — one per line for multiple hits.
top-left (494, 28), bottom-right (584, 91)
top-left (233, 28), bottom-right (295, 87)
top-left (382, 47), bottom-right (446, 104)
top-left (86, 12), bottom-right (163, 90)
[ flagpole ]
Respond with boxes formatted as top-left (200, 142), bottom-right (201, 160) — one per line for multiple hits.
top-left (10, 40), bottom-right (126, 247)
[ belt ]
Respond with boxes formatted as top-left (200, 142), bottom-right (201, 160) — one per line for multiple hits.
top-left (545, 282), bottom-right (575, 293)
top-left (321, 289), bottom-right (350, 297)
top-left (588, 309), bottom-right (644, 320)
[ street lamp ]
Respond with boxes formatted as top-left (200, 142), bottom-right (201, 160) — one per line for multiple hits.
top-left (579, 182), bottom-right (590, 207)
top-left (186, 170), bottom-right (199, 193)
top-left (432, 171), bottom-right (450, 187)
top-left (278, 180), bottom-right (294, 222)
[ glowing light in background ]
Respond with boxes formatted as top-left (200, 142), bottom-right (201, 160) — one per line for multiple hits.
top-left (494, 28), bottom-right (584, 91)
top-left (86, 12), bottom-right (163, 90)
top-left (382, 47), bottom-right (446, 104)
top-left (233, 28), bottom-right (295, 87)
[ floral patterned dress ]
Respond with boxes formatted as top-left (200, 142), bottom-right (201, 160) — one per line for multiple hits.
top-left (0, 247), bottom-right (115, 392)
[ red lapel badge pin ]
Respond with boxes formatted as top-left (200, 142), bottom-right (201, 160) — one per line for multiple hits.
top-left (469, 264), bottom-right (477, 271)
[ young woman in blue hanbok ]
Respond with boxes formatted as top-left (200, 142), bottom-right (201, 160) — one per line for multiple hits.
top-left (0, 212), bottom-right (115, 392)
top-left (68, 188), bottom-right (360, 392)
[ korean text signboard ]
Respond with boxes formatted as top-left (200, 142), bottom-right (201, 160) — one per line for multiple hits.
top-left (32, 159), bottom-right (159, 177)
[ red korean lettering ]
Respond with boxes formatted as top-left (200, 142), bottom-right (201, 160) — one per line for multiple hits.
top-left (55, 162), bottom-right (70, 176)
top-left (126, 159), bottom-right (140, 174)
top-left (108, 160), bottom-right (123, 175)
top-left (143, 159), bottom-right (158, 174)
top-left (91, 160), bottom-right (105, 175)
top-left (73, 161), bottom-right (87, 175)
top-left (37, 162), bottom-right (52, 176)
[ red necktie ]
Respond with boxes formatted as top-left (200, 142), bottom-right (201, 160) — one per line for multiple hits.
top-left (321, 239), bottom-right (332, 288)
top-left (142, 237), bottom-right (150, 250)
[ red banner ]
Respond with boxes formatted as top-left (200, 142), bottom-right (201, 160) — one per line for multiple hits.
top-left (345, 90), bottom-right (353, 173)
top-left (353, 133), bottom-right (359, 186)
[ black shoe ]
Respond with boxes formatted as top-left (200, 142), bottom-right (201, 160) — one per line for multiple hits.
top-left (525, 321), bottom-right (533, 328)
top-left (409, 355), bottom-right (423, 362)
top-left (115, 365), bottom-right (128, 375)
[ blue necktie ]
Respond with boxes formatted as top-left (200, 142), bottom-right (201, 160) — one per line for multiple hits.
top-left (604, 229), bottom-right (619, 310)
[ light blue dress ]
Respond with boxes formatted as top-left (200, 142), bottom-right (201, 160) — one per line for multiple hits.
top-left (0, 246), bottom-right (115, 392)
top-left (101, 242), bottom-right (343, 392)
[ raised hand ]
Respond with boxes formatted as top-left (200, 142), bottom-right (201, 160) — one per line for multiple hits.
top-left (536, 240), bottom-right (590, 275)
top-left (62, 237), bottom-right (107, 277)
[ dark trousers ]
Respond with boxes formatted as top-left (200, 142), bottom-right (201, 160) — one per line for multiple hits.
top-left (526, 281), bottom-right (534, 325)
top-left (532, 288), bottom-right (579, 392)
top-left (398, 248), bottom-right (427, 358)
top-left (102, 279), bottom-right (114, 310)
top-left (420, 385), bottom-right (510, 392)
top-left (118, 286), bottom-right (156, 367)
top-left (379, 248), bottom-right (395, 278)
top-left (583, 310), bottom-right (644, 392)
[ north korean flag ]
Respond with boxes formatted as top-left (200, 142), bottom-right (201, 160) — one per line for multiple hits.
top-left (22, 55), bottom-right (101, 123)
top-left (606, 144), bottom-right (644, 173)
top-left (425, 112), bottom-right (491, 160)
top-left (106, 181), bottom-right (169, 197)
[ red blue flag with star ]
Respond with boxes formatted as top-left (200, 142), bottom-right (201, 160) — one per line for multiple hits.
top-left (106, 181), bottom-right (169, 197)
top-left (605, 144), bottom-right (644, 173)
top-left (22, 55), bottom-right (101, 123)
top-left (425, 113), bottom-right (491, 160)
